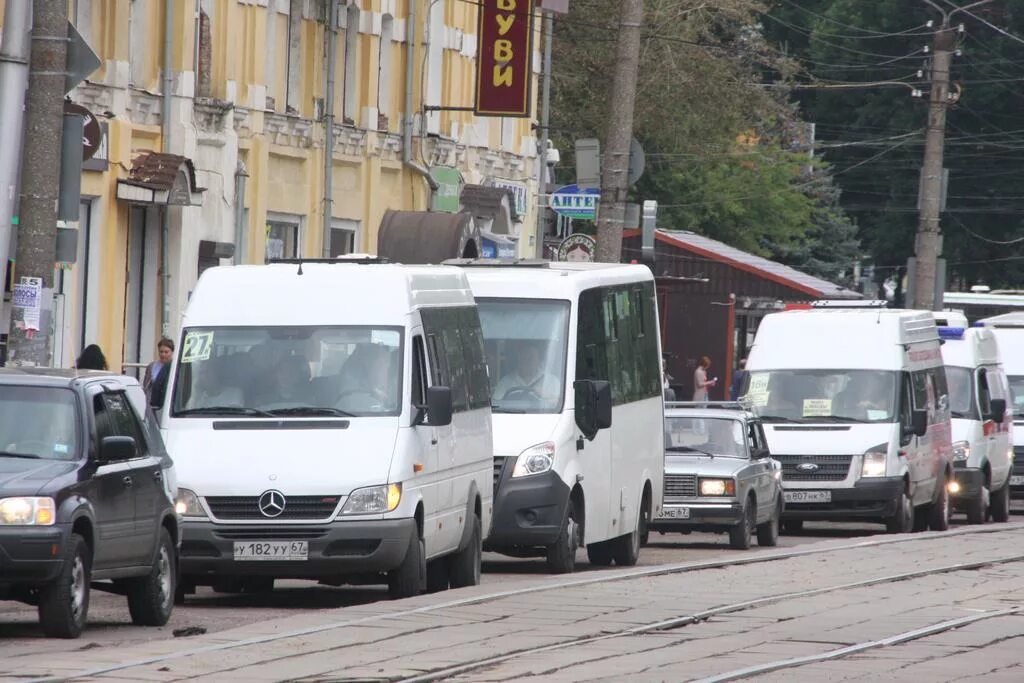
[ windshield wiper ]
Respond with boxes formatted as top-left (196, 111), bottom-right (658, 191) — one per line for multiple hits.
top-left (666, 446), bottom-right (715, 458)
top-left (0, 451), bottom-right (43, 459)
top-left (757, 415), bottom-right (801, 423)
top-left (174, 406), bottom-right (275, 417)
top-left (267, 407), bottom-right (355, 417)
top-left (491, 403), bottom-right (528, 414)
top-left (810, 415), bottom-right (862, 423)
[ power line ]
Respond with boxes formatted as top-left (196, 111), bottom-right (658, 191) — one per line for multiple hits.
top-left (775, 0), bottom-right (934, 39)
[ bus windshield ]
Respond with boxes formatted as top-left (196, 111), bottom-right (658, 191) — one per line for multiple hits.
top-left (476, 299), bottom-right (570, 414)
top-left (945, 366), bottom-right (977, 419)
top-left (744, 369), bottom-right (899, 424)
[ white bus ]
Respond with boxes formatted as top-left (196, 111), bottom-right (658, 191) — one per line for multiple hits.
top-left (451, 260), bottom-right (665, 573)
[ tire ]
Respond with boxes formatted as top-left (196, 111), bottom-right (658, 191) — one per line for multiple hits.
top-left (388, 531), bottom-right (425, 599)
top-left (545, 498), bottom-right (580, 574)
top-left (912, 503), bottom-right (930, 532)
top-left (929, 474), bottom-right (952, 531)
top-left (38, 533), bottom-right (91, 639)
top-left (757, 498), bottom-right (781, 547)
top-left (448, 515), bottom-right (482, 589)
top-left (965, 483), bottom-right (988, 525)
top-left (425, 559), bottom-right (449, 593)
top-left (586, 541), bottom-right (614, 567)
top-left (991, 481), bottom-right (1011, 523)
top-left (781, 519), bottom-right (803, 534)
top-left (127, 528), bottom-right (176, 627)
top-left (729, 498), bottom-right (755, 550)
top-left (885, 490), bottom-right (913, 534)
top-left (610, 497), bottom-right (647, 567)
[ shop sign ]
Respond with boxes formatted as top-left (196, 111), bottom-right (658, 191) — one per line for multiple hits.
top-left (551, 184), bottom-right (599, 220)
top-left (430, 166), bottom-right (464, 213)
top-left (491, 178), bottom-right (528, 217)
top-left (475, 0), bottom-right (535, 117)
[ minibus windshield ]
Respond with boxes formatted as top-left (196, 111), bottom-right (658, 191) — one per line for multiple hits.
top-left (476, 299), bottom-right (570, 414)
top-left (743, 369), bottom-right (898, 424)
top-left (945, 366), bottom-right (978, 419)
top-left (170, 326), bottom-right (403, 418)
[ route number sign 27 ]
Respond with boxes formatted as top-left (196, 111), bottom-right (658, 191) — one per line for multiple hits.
top-left (181, 332), bottom-right (214, 363)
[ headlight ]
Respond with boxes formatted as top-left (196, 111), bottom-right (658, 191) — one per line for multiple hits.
top-left (861, 444), bottom-right (889, 478)
top-left (0, 497), bottom-right (55, 525)
top-left (952, 441), bottom-right (970, 462)
top-left (341, 483), bottom-right (402, 515)
top-left (512, 442), bottom-right (555, 478)
top-left (699, 478), bottom-right (735, 496)
top-left (175, 488), bottom-right (207, 518)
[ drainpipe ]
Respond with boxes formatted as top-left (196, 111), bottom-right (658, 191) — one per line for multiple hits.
top-left (160, 0), bottom-right (175, 338)
top-left (404, 0), bottom-right (437, 196)
top-left (233, 162), bottom-right (249, 265)
top-left (322, 0), bottom-right (338, 258)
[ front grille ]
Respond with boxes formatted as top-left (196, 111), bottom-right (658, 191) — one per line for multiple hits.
top-left (493, 456), bottom-right (509, 492)
top-left (206, 496), bottom-right (340, 520)
top-left (776, 454), bottom-right (854, 482)
top-left (664, 473), bottom-right (698, 499)
top-left (213, 527), bottom-right (329, 541)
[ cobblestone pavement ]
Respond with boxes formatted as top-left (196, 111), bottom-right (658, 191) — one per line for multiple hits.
top-left (3, 521), bottom-right (1024, 682)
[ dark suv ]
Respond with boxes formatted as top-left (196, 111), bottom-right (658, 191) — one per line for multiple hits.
top-left (0, 369), bottom-right (179, 638)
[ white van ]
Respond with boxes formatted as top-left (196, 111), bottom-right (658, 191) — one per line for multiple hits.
top-left (452, 261), bottom-right (664, 573)
top-left (162, 262), bottom-right (493, 599)
top-left (936, 324), bottom-right (1012, 523)
top-left (977, 313), bottom-right (1024, 500)
top-left (744, 308), bottom-right (954, 533)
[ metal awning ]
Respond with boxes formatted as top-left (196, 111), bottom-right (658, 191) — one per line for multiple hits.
top-left (377, 210), bottom-right (480, 264)
top-left (461, 184), bottom-right (518, 235)
top-left (116, 152), bottom-right (206, 206)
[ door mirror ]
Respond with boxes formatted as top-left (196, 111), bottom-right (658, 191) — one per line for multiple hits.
top-left (753, 447), bottom-right (771, 460)
top-left (574, 380), bottom-right (612, 441)
top-left (988, 398), bottom-right (1007, 424)
top-left (426, 386), bottom-right (453, 427)
top-left (907, 409), bottom-right (928, 438)
top-left (99, 436), bottom-right (137, 462)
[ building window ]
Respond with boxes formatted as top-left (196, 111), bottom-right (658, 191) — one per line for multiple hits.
top-left (129, 0), bottom-right (148, 89)
top-left (266, 214), bottom-right (302, 262)
top-left (265, 1), bottom-right (289, 111)
top-left (330, 219), bottom-right (361, 257)
top-left (343, 4), bottom-right (360, 125)
top-left (424, 1), bottom-right (444, 135)
top-left (286, 0), bottom-right (303, 114)
top-left (377, 14), bottom-right (394, 127)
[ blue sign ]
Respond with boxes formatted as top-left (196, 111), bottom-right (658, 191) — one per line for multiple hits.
top-left (481, 234), bottom-right (518, 259)
top-left (550, 184), bottom-right (600, 220)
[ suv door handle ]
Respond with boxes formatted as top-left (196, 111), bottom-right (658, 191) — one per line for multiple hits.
top-left (153, 470), bottom-right (163, 481)
top-left (122, 475), bottom-right (134, 488)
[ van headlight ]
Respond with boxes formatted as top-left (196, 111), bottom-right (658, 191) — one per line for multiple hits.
top-left (175, 489), bottom-right (207, 518)
top-left (341, 483), bottom-right (402, 515)
top-left (861, 444), bottom-right (888, 478)
top-left (952, 441), bottom-right (970, 462)
top-left (0, 497), bottom-right (55, 525)
top-left (512, 442), bottom-right (556, 478)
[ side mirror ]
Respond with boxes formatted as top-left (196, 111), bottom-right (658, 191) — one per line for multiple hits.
top-left (574, 379), bottom-right (612, 441)
top-left (753, 447), bottom-right (770, 460)
top-left (99, 436), bottom-right (137, 462)
top-left (988, 398), bottom-right (1007, 424)
top-left (908, 409), bottom-right (928, 438)
top-left (426, 386), bottom-right (453, 427)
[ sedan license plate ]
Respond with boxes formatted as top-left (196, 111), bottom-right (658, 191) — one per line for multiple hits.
top-left (659, 507), bottom-right (691, 520)
top-left (784, 490), bottom-right (832, 504)
top-left (1011, 476), bottom-right (1024, 486)
top-left (233, 541), bottom-right (308, 561)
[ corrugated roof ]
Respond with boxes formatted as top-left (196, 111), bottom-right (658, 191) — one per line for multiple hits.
top-left (124, 152), bottom-right (205, 192)
top-left (653, 230), bottom-right (861, 299)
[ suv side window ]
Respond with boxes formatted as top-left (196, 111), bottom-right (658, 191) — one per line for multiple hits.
top-left (101, 392), bottom-right (149, 458)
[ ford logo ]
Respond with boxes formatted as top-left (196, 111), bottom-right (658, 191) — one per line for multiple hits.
top-left (796, 463), bottom-right (820, 473)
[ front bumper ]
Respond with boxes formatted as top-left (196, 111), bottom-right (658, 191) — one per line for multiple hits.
top-left (179, 518), bottom-right (416, 580)
top-left (952, 466), bottom-right (985, 503)
top-left (649, 501), bottom-right (743, 532)
top-left (484, 461), bottom-right (570, 551)
top-left (0, 524), bottom-right (69, 587)
top-left (781, 477), bottom-right (904, 522)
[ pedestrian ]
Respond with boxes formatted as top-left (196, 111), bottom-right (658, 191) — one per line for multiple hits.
top-left (662, 356), bottom-right (676, 402)
top-left (75, 344), bottom-right (108, 371)
top-left (144, 338), bottom-right (175, 410)
top-left (730, 358), bottom-right (748, 401)
top-left (693, 355), bottom-right (717, 402)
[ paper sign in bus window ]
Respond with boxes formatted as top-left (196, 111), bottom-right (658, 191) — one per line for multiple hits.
top-left (803, 398), bottom-right (832, 417)
top-left (747, 392), bottom-right (769, 407)
top-left (748, 373), bottom-right (769, 395)
top-left (181, 332), bottom-right (214, 363)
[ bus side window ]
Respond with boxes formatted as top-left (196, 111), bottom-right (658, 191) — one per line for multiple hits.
top-left (411, 335), bottom-right (427, 407)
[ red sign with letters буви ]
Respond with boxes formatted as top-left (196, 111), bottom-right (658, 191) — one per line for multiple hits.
top-left (475, 0), bottom-right (536, 117)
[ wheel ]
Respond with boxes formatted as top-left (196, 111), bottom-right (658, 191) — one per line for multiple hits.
top-left (912, 503), bottom-right (930, 532)
top-left (586, 541), bottom-right (614, 567)
top-left (38, 533), bottom-right (91, 638)
top-left (425, 559), bottom-right (449, 593)
top-left (127, 528), bottom-right (176, 627)
top-left (757, 498), bottom-right (781, 547)
top-left (388, 531), bottom-right (425, 599)
top-left (610, 497), bottom-right (647, 567)
top-left (929, 474), bottom-right (952, 531)
top-left (448, 515), bottom-right (482, 588)
top-left (991, 481), bottom-right (1011, 523)
top-left (729, 498), bottom-right (755, 550)
top-left (781, 519), bottom-right (803, 534)
top-left (965, 482), bottom-right (989, 525)
top-left (885, 490), bottom-right (913, 534)
top-left (545, 498), bottom-right (580, 574)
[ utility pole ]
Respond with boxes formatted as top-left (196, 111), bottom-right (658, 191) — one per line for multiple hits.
top-left (594, 0), bottom-right (643, 263)
top-left (534, 9), bottom-right (554, 259)
top-left (6, 1), bottom-right (68, 366)
top-left (0, 1), bottom-right (32, 295)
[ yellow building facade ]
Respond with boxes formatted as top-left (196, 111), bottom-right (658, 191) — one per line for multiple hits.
top-left (0, 0), bottom-right (541, 371)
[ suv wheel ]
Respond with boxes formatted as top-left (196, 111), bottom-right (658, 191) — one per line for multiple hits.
top-left (128, 528), bottom-right (176, 626)
top-left (39, 533), bottom-right (91, 638)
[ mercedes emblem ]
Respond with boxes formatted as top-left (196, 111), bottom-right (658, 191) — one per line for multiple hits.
top-left (258, 490), bottom-right (286, 518)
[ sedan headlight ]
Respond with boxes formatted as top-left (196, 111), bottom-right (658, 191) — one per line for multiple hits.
top-left (175, 488), bottom-right (207, 518)
top-left (699, 478), bottom-right (736, 497)
top-left (341, 483), bottom-right (402, 515)
top-left (512, 442), bottom-right (555, 478)
top-left (0, 497), bottom-right (55, 525)
top-left (861, 444), bottom-right (889, 478)
top-left (952, 440), bottom-right (971, 462)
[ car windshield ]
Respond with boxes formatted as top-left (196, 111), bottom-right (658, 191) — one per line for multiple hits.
top-left (665, 417), bottom-right (746, 458)
top-left (945, 366), bottom-right (977, 419)
top-left (476, 299), bottom-right (570, 414)
top-left (1009, 376), bottom-right (1024, 418)
top-left (170, 326), bottom-right (403, 417)
top-left (743, 369), bottom-right (898, 424)
top-left (0, 386), bottom-right (79, 460)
